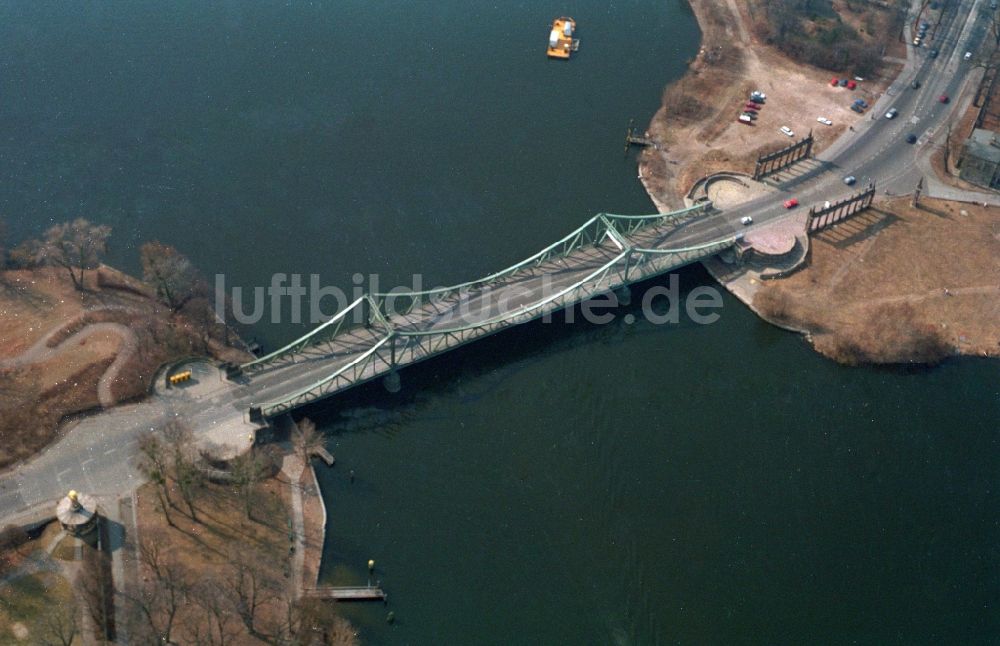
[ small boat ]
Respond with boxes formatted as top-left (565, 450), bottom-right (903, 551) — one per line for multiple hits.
top-left (547, 17), bottom-right (579, 59)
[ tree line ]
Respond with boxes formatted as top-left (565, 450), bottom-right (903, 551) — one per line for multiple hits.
top-left (747, 0), bottom-right (907, 76)
top-left (1, 216), bottom-right (208, 309)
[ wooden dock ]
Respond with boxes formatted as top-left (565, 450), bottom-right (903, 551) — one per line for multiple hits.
top-left (302, 586), bottom-right (386, 601)
top-left (310, 446), bottom-right (335, 466)
top-left (623, 119), bottom-right (659, 156)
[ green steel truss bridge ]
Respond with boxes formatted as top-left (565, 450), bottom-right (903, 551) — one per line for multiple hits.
top-left (233, 202), bottom-right (737, 419)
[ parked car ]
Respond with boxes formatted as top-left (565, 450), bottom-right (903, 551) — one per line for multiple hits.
top-left (740, 216), bottom-right (753, 225)
top-left (912, 79), bottom-right (921, 89)
top-left (752, 90), bottom-right (767, 100)
top-left (783, 198), bottom-right (799, 209)
top-left (847, 80), bottom-right (857, 90)
top-left (737, 115), bottom-right (753, 125)
top-left (906, 133), bottom-right (917, 144)
top-left (885, 107), bottom-right (898, 119)
top-left (854, 98), bottom-right (868, 108)
top-left (830, 77), bottom-right (840, 87)
top-left (965, 51), bottom-right (973, 61)
top-left (850, 104), bottom-right (864, 113)
top-left (779, 126), bottom-right (794, 137)
top-left (854, 76), bottom-right (864, 82)
top-left (741, 111), bottom-right (758, 120)
top-left (844, 175), bottom-right (857, 185)
top-left (817, 117), bottom-right (833, 125)
top-left (913, 37), bottom-right (922, 46)
top-left (745, 102), bottom-right (761, 109)
top-left (929, 49), bottom-right (938, 58)
top-left (939, 94), bottom-right (949, 103)
top-left (839, 78), bottom-right (849, 87)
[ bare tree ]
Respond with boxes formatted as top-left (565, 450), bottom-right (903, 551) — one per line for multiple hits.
top-left (230, 448), bottom-right (267, 521)
top-left (137, 431), bottom-right (175, 527)
top-left (292, 417), bottom-right (325, 466)
top-left (183, 581), bottom-right (242, 646)
top-left (140, 241), bottom-right (206, 311)
top-left (163, 421), bottom-right (204, 522)
top-left (5, 237), bottom-right (39, 269)
top-left (223, 547), bottom-right (277, 639)
top-left (37, 598), bottom-right (78, 646)
top-left (35, 218), bottom-right (111, 290)
top-left (183, 296), bottom-right (222, 354)
top-left (130, 536), bottom-right (190, 645)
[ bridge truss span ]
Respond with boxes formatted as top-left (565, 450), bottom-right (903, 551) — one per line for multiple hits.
top-left (243, 200), bottom-right (738, 418)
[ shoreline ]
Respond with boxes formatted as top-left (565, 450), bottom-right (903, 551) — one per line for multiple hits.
top-left (640, 0), bottom-right (998, 365)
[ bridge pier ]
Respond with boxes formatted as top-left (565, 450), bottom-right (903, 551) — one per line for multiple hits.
top-left (615, 286), bottom-right (632, 307)
top-left (383, 370), bottom-right (401, 394)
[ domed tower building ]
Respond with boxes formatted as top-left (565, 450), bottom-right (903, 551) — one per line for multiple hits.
top-left (56, 490), bottom-right (99, 536)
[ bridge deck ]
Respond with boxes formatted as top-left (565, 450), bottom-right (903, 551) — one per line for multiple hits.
top-left (239, 208), bottom-right (737, 416)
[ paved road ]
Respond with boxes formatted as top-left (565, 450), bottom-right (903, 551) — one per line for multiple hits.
top-left (0, 0), bottom-right (991, 525)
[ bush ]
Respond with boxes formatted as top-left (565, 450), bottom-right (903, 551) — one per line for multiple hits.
top-left (820, 302), bottom-right (953, 365)
top-left (749, 0), bottom-right (899, 76)
top-left (0, 525), bottom-right (29, 551)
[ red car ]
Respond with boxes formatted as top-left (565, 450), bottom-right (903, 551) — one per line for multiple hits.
top-left (783, 198), bottom-right (799, 209)
top-left (830, 77), bottom-right (839, 86)
top-left (745, 102), bottom-right (760, 110)
top-left (939, 94), bottom-right (949, 103)
top-left (847, 80), bottom-right (857, 90)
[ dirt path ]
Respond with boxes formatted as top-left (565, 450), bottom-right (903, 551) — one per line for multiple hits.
top-left (863, 284), bottom-right (999, 305)
top-left (726, 0), bottom-right (751, 44)
top-left (0, 314), bottom-right (139, 409)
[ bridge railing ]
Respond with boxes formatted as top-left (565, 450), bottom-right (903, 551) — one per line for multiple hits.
top-left (239, 295), bottom-right (396, 374)
top-left (603, 201), bottom-right (711, 236)
top-left (258, 332), bottom-right (394, 418)
top-left (627, 236), bottom-right (739, 283)
top-left (393, 249), bottom-right (631, 337)
top-left (252, 230), bottom-right (739, 417)
top-left (371, 202), bottom-right (711, 319)
top-left (240, 202), bottom-right (718, 384)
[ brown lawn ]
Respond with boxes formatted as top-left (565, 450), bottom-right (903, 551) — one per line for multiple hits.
top-left (753, 197), bottom-right (1000, 364)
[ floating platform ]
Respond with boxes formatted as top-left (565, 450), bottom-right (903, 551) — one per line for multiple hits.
top-left (302, 586), bottom-right (387, 601)
top-left (547, 17), bottom-right (579, 59)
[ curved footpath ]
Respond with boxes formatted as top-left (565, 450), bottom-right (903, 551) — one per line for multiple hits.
top-left (0, 317), bottom-right (139, 409)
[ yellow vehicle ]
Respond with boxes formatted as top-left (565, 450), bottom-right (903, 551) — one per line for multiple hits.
top-left (547, 17), bottom-right (579, 59)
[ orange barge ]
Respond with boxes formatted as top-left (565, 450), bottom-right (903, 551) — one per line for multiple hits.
top-left (547, 17), bottom-right (579, 59)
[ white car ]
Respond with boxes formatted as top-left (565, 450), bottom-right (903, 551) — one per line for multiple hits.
top-left (964, 51), bottom-right (973, 60)
top-left (779, 126), bottom-right (794, 137)
top-left (740, 216), bottom-right (753, 225)
top-left (885, 108), bottom-right (898, 119)
top-left (817, 117), bottom-right (833, 126)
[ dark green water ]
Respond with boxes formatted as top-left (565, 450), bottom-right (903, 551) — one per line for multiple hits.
top-left (1, 2), bottom-right (998, 644)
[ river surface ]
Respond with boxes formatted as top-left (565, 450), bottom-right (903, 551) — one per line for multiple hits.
top-left (1, 1), bottom-right (998, 644)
